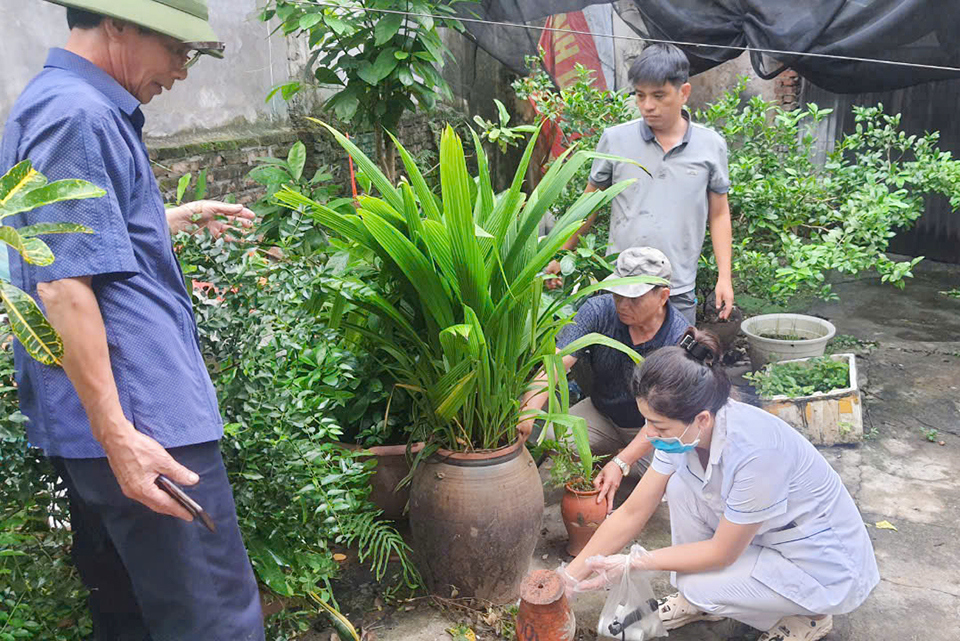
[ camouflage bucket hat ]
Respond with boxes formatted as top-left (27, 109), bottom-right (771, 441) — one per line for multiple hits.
top-left (601, 247), bottom-right (673, 298)
top-left (45, 0), bottom-right (224, 58)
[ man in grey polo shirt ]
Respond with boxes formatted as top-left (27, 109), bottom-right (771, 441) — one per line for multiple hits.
top-left (546, 43), bottom-right (734, 325)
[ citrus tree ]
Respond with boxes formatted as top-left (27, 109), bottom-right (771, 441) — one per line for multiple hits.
top-left (695, 79), bottom-right (960, 311)
top-left (0, 160), bottom-right (104, 365)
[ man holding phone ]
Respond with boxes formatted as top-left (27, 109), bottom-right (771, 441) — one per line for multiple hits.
top-left (1, 2), bottom-right (263, 639)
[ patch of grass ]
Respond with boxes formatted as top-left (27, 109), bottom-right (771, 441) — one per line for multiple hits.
top-left (939, 288), bottom-right (960, 299)
top-left (922, 427), bottom-right (940, 442)
top-left (827, 334), bottom-right (878, 355)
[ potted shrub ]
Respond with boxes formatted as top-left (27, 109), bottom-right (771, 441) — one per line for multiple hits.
top-left (278, 121), bottom-right (652, 603)
top-left (745, 354), bottom-right (862, 444)
top-left (547, 423), bottom-right (607, 556)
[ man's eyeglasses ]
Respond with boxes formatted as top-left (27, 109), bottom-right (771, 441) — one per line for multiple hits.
top-left (182, 42), bottom-right (226, 69)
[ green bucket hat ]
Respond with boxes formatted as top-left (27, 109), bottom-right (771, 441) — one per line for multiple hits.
top-left (45, 0), bottom-right (225, 59)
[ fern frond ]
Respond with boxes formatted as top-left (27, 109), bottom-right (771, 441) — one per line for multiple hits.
top-left (339, 510), bottom-right (422, 589)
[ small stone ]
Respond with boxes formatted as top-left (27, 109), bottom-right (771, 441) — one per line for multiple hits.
top-left (938, 441), bottom-right (946, 446)
top-left (542, 554), bottom-right (549, 560)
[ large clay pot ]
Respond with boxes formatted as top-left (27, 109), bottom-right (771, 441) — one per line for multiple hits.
top-left (560, 485), bottom-right (607, 556)
top-left (408, 440), bottom-right (544, 604)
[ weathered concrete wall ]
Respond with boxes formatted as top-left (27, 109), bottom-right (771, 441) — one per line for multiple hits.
top-left (687, 53), bottom-right (778, 112)
top-left (0, 0), bottom-right (290, 138)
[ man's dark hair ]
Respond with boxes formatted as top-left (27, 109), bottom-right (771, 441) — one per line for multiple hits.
top-left (66, 7), bottom-right (104, 30)
top-left (628, 43), bottom-right (690, 88)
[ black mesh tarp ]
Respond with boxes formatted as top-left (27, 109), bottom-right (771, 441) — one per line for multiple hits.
top-left (461, 0), bottom-right (960, 93)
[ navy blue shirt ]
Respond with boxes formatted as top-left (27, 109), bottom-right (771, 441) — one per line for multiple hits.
top-left (556, 295), bottom-right (690, 428)
top-left (1, 49), bottom-right (222, 458)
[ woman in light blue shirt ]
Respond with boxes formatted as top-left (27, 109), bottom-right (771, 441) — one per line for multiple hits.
top-left (563, 328), bottom-right (879, 641)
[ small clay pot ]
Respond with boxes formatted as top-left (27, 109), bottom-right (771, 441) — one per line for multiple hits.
top-left (516, 569), bottom-right (575, 641)
top-left (560, 484), bottom-right (607, 556)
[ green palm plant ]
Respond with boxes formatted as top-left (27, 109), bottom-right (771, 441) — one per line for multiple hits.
top-left (276, 120), bottom-right (665, 454)
top-left (0, 160), bottom-right (104, 365)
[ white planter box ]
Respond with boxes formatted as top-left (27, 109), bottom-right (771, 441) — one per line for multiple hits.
top-left (757, 353), bottom-right (863, 445)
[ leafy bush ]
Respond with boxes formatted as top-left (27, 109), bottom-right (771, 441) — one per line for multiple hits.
top-left (0, 161), bottom-right (114, 640)
top-left (745, 356), bottom-right (850, 398)
top-left (260, 0), bottom-right (470, 179)
top-left (173, 149), bottom-right (424, 634)
top-left (512, 58), bottom-right (635, 240)
top-left (696, 79), bottom-right (960, 307)
top-left (0, 343), bottom-right (92, 641)
top-left (544, 424), bottom-right (603, 492)
top-left (246, 141), bottom-right (352, 255)
top-left (176, 208), bottom-right (420, 609)
top-left (0, 160), bottom-right (106, 365)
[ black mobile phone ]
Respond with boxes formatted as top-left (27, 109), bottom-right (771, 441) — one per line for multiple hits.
top-left (155, 474), bottom-right (216, 533)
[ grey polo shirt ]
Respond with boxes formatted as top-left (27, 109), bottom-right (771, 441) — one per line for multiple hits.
top-left (589, 113), bottom-right (729, 295)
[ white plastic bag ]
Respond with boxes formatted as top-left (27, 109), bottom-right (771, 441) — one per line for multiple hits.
top-left (596, 548), bottom-right (667, 640)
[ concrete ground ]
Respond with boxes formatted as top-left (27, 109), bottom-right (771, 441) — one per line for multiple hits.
top-left (322, 258), bottom-right (960, 640)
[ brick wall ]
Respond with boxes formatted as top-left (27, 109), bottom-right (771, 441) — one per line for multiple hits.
top-left (149, 129), bottom-right (302, 205)
top-left (148, 109), bottom-right (459, 207)
top-left (775, 69), bottom-right (803, 111)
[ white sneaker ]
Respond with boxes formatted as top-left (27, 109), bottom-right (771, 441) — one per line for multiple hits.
top-left (657, 592), bottom-right (724, 631)
top-left (759, 615), bottom-right (834, 641)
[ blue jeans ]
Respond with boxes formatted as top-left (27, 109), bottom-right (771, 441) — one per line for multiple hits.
top-left (51, 441), bottom-right (264, 641)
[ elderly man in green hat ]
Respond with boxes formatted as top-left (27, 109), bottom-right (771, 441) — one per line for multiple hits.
top-left (1, 2), bottom-right (264, 639)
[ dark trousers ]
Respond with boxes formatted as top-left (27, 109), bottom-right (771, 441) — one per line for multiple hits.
top-left (51, 441), bottom-right (264, 641)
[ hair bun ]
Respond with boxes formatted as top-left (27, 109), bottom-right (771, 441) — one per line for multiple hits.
top-left (678, 328), bottom-right (722, 367)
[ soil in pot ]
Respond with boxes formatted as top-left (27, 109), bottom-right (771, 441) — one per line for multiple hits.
top-left (409, 440), bottom-right (544, 604)
top-left (759, 332), bottom-right (804, 341)
top-left (560, 482), bottom-right (607, 556)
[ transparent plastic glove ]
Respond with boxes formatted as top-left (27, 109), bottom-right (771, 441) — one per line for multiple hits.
top-left (578, 545), bottom-right (653, 592)
top-left (557, 562), bottom-right (582, 602)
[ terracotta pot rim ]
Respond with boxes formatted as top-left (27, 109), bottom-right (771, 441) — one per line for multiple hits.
top-left (365, 441), bottom-right (424, 457)
top-left (338, 441), bottom-right (425, 456)
top-left (563, 483), bottom-right (601, 497)
top-left (434, 438), bottom-right (523, 461)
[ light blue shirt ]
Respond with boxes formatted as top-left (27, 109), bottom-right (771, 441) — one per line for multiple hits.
top-left (652, 399), bottom-right (880, 614)
top-left (0, 48), bottom-right (222, 457)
